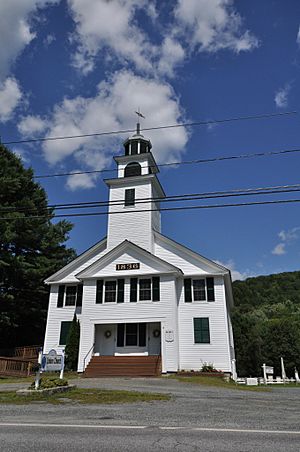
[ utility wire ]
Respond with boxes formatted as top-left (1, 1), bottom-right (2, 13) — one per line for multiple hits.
top-left (2, 111), bottom-right (296, 147)
top-left (34, 147), bottom-right (300, 179)
top-left (0, 198), bottom-right (299, 221)
top-left (2, 183), bottom-right (300, 214)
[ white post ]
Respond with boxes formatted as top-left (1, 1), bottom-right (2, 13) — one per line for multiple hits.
top-left (60, 349), bottom-right (65, 380)
top-left (231, 359), bottom-right (237, 382)
top-left (262, 363), bottom-right (267, 385)
top-left (34, 350), bottom-right (43, 390)
top-left (281, 357), bottom-right (286, 383)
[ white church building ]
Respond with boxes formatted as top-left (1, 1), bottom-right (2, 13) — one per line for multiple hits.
top-left (43, 124), bottom-right (235, 376)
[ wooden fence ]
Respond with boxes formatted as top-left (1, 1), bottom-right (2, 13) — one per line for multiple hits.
top-left (0, 357), bottom-right (35, 377)
top-left (13, 345), bottom-right (41, 360)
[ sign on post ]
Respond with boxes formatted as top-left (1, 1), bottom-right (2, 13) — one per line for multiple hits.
top-left (41, 349), bottom-right (63, 372)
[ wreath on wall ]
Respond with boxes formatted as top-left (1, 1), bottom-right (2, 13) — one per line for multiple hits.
top-left (104, 330), bottom-right (112, 338)
top-left (153, 329), bottom-right (160, 338)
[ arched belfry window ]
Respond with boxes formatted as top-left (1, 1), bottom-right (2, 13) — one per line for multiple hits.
top-left (124, 162), bottom-right (142, 177)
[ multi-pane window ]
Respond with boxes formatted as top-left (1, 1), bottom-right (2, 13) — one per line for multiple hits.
top-left (57, 285), bottom-right (83, 308)
top-left (194, 318), bottom-right (210, 344)
top-left (125, 188), bottom-right (135, 206)
top-left (65, 286), bottom-right (77, 306)
top-left (184, 278), bottom-right (215, 302)
top-left (104, 280), bottom-right (117, 303)
top-left (117, 323), bottom-right (146, 347)
top-left (139, 279), bottom-right (151, 301)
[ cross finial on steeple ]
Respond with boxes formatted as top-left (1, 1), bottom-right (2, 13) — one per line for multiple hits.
top-left (134, 108), bottom-right (145, 135)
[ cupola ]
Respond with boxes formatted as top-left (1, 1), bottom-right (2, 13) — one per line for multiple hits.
top-left (123, 122), bottom-right (152, 156)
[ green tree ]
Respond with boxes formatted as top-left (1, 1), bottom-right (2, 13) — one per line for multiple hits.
top-left (65, 314), bottom-right (80, 371)
top-left (0, 145), bottom-right (76, 348)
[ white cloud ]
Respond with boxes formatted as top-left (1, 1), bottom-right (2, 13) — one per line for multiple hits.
top-left (0, 1), bottom-right (58, 81)
top-left (41, 71), bottom-right (188, 181)
top-left (0, 77), bottom-right (22, 122)
top-left (274, 85), bottom-right (290, 108)
top-left (43, 34), bottom-right (56, 46)
top-left (272, 243), bottom-right (286, 256)
top-left (158, 37), bottom-right (185, 77)
top-left (18, 114), bottom-right (48, 136)
top-left (297, 25), bottom-right (300, 46)
top-left (174, 0), bottom-right (259, 54)
top-left (67, 0), bottom-right (157, 74)
top-left (278, 227), bottom-right (300, 243)
top-left (13, 148), bottom-right (30, 164)
top-left (215, 259), bottom-right (253, 281)
top-left (66, 172), bottom-right (98, 191)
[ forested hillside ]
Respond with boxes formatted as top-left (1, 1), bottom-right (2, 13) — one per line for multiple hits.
top-left (232, 271), bottom-right (300, 377)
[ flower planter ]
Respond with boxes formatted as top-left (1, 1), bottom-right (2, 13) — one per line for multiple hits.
top-left (177, 371), bottom-right (224, 378)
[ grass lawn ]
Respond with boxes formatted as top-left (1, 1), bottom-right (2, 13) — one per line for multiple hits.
top-left (0, 388), bottom-right (170, 405)
top-left (0, 372), bottom-right (79, 384)
top-left (173, 375), bottom-right (269, 391)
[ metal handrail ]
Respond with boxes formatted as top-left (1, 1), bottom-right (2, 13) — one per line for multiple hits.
top-left (83, 343), bottom-right (95, 371)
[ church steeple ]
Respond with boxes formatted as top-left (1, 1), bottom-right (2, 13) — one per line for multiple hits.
top-left (104, 118), bottom-right (165, 252)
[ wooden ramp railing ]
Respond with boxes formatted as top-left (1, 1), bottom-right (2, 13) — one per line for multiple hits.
top-left (0, 357), bottom-right (35, 377)
top-left (13, 345), bottom-right (41, 360)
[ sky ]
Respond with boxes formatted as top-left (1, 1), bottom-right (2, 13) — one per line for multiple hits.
top-left (1, 0), bottom-right (300, 281)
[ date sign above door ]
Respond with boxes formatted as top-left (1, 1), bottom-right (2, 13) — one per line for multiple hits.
top-left (116, 263), bottom-right (140, 271)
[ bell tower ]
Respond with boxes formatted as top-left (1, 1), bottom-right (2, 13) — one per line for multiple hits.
top-left (105, 118), bottom-right (165, 252)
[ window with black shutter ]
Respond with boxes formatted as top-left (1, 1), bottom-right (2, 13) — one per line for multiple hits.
top-left (152, 277), bottom-right (160, 301)
top-left (65, 286), bottom-right (77, 306)
top-left (131, 141), bottom-right (138, 155)
top-left (104, 281), bottom-right (117, 303)
top-left (193, 279), bottom-right (206, 301)
top-left (96, 280), bottom-right (103, 304)
top-left (57, 285), bottom-right (65, 308)
top-left (139, 279), bottom-right (151, 301)
top-left (184, 279), bottom-right (192, 302)
top-left (130, 278), bottom-right (137, 302)
top-left (117, 279), bottom-right (125, 303)
top-left (206, 277), bottom-right (215, 301)
top-left (194, 318), bottom-right (210, 344)
top-left (125, 188), bottom-right (135, 206)
top-left (76, 284), bottom-right (83, 307)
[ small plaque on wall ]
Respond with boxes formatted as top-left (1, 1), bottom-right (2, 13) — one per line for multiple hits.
top-left (165, 330), bottom-right (174, 342)
top-left (116, 263), bottom-right (140, 271)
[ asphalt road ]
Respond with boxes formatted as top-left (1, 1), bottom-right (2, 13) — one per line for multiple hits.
top-left (0, 377), bottom-right (300, 451)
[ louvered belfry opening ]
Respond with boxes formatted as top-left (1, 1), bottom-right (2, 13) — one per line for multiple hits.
top-left (124, 162), bottom-right (142, 177)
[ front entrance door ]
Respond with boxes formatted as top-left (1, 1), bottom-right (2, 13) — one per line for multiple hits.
top-left (115, 323), bottom-right (147, 355)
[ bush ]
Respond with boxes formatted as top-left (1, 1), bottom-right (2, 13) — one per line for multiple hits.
top-left (30, 378), bottom-right (68, 389)
top-left (200, 363), bottom-right (220, 373)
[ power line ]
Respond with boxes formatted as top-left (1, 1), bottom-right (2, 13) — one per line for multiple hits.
top-left (2, 111), bottom-right (296, 147)
top-left (34, 147), bottom-right (300, 179)
top-left (0, 198), bottom-right (299, 221)
top-left (2, 183), bottom-right (300, 214)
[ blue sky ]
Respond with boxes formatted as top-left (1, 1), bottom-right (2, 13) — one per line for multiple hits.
top-left (1, 0), bottom-right (300, 280)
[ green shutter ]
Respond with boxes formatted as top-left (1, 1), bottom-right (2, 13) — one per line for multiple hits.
top-left (184, 279), bottom-right (192, 302)
top-left (130, 278), bottom-right (137, 302)
top-left (207, 277), bottom-right (215, 301)
top-left (152, 277), bottom-right (160, 301)
top-left (59, 321), bottom-right (72, 345)
top-left (139, 323), bottom-right (146, 346)
top-left (194, 318), bottom-right (210, 344)
top-left (76, 284), bottom-right (83, 307)
top-left (57, 285), bottom-right (65, 308)
top-left (96, 280), bottom-right (103, 304)
top-left (117, 279), bottom-right (125, 303)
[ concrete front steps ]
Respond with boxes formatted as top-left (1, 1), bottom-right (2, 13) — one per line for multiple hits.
top-left (84, 355), bottom-right (162, 377)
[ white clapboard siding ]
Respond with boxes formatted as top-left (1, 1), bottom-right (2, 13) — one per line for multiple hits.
top-left (154, 235), bottom-right (224, 275)
top-left (178, 276), bottom-right (231, 371)
top-left (43, 285), bottom-right (82, 353)
top-left (77, 275), bottom-right (178, 372)
top-left (107, 180), bottom-right (154, 252)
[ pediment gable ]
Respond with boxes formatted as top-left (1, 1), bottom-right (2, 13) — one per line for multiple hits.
top-left (45, 237), bottom-right (107, 284)
top-left (76, 240), bottom-right (182, 279)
